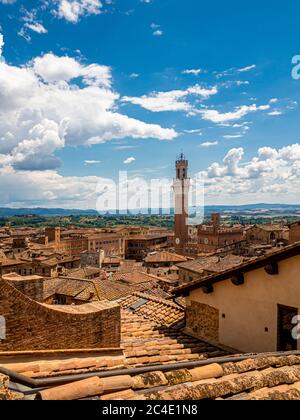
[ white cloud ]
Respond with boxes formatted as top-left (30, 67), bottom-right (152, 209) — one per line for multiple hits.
top-left (216, 64), bottom-right (257, 79)
top-left (223, 134), bottom-right (243, 139)
top-left (24, 22), bottom-right (48, 34)
top-left (17, 8), bottom-right (48, 41)
top-left (84, 160), bottom-right (101, 164)
top-left (123, 157), bottom-right (136, 164)
top-left (2, 143), bottom-right (300, 209)
top-left (182, 69), bottom-right (202, 76)
top-left (150, 23), bottom-right (160, 29)
top-left (0, 119), bottom-right (65, 170)
top-left (150, 23), bottom-right (163, 36)
top-left (237, 64), bottom-right (256, 73)
top-left (0, 50), bottom-right (177, 171)
top-left (268, 110), bottom-right (283, 116)
top-left (199, 103), bottom-right (270, 124)
top-left (0, 0), bottom-right (16, 4)
top-left (122, 85), bottom-right (218, 113)
top-left (200, 141), bottom-right (218, 147)
top-left (32, 53), bottom-right (112, 87)
top-left (129, 73), bottom-right (140, 79)
top-left (197, 143), bottom-right (300, 204)
top-left (0, 166), bottom-right (105, 208)
top-left (56, 0), bottom-right (103, 23)
top-left (0, 33), bottom-right (3, 57)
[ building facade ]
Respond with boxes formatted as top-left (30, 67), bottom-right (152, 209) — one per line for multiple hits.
top-left (175, 244), bottom-right (300, 354)
top-left (197, 213), bottom-right (244, 253)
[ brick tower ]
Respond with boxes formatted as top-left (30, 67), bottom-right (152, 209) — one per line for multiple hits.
top-left (173, 154), bottom-right (190, 254)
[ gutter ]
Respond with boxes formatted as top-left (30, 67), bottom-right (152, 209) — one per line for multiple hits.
top-left (1, 350), bottom-right (300, 390)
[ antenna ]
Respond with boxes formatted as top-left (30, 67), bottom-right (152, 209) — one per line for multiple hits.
top-left (177, 152), bottom-right (186, 161)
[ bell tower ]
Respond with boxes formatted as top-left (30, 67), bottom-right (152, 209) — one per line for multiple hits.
top-left (173, 153), bottom-right (190, 254)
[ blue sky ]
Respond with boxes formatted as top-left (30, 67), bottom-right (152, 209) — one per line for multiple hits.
top-left (0, 0), bottom-right (300, 208)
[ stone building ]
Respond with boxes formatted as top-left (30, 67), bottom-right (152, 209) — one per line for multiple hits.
top-left (46, 228), bottom-right (125, 259)
top-left (0, 259), bottom-right (24, 276)
top-left (45, 227), bottom-right (61, 244)
top-left (174, 243), bottom-right (300, 354)
top-left (125, 234), bottom-right (169, 261)
top-left (246, 224), bottom-right (288, 245)
top-left (80, 249), bottom-right (105, 268)
top-left (289, 221), bottom-right (300, 244)
top-left (197, 213), bottom-right (244, 253)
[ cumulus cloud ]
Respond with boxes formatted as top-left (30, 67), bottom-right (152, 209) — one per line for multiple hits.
top-left (0, 119), bottom-right (65, 170)
top-left (197, 144), bottom-right (300, 204)
top-left (32, 53), bottom-right (112, 87)
top-left (122, 85), bottom-right (218, 112)
top-left (56, 0), bottom-right (103, 23)
top-left (2, 143), bottom-right (300, 209)
top-left (0, 166), bottom-right (104, 208)
top-left (0, 50), bottom-right (177, 172)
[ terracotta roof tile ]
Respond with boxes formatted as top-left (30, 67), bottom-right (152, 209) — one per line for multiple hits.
top-left (119, 292), bottom-right (185, 328)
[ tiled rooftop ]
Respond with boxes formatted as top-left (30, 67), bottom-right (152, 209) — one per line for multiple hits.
top-left (120, 309), bottom-right (226, 368)
top-left (177, 254), bottom-right (249, 274)
top-left (144, 251), bottom-right (187, 264)
top-left (119, 293), bottom-right (184, 328)
top-left (111, 271), bottom-right (161, 285)
top-left (93, 278), bottom-right (159, 301)
top-left (43, 277), bottom-right (102, 302)
top-left (66, 267), bottom-right (102, 278)
top-left (0, 307), bottom-right (227, 383)
top-left (138, 354), bottom-right (300, 401)
top-left (19, 352), bottom-right (300, 401)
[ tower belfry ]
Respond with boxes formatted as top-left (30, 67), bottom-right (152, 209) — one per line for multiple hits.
top-left (173, 154), bottom-right (190, 254)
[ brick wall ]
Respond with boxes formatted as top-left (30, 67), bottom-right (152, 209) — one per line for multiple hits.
top-left (186, 300), bottom-right (219, 342)
top-left (0, 279), bottom-right (121, 351)
top-left (6, 277), bottom-right (44, 302)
